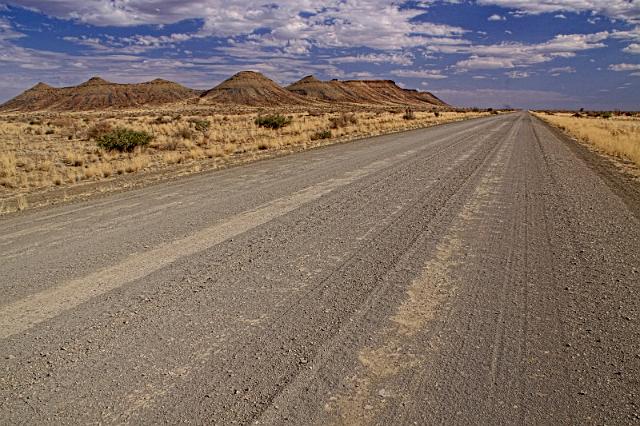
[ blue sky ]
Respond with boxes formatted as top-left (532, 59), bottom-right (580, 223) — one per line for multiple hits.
top-left (0, 1), bottom-right (638, 109)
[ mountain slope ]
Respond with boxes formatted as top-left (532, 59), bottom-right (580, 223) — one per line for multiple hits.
top-left (288, 76), bottom-right (448, 107)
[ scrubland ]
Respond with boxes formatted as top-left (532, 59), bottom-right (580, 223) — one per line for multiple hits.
top-left (0, 108), bottom-right (488, 212)
top-left (535, 112), bottom-right (640, 168)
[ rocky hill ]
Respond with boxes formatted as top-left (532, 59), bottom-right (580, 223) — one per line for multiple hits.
top-left (200, 71), bottom-right (307, 106)
top-left (0, 77), bottom-right (199, 112)
top-left (0, 71), bottom-right (449, 112)
top-left (287, 76), bottom-right (447, 107)
top-left (286, 76), bottom-right (361, 103)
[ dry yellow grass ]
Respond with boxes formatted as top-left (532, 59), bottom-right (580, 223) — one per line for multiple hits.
top-left (535, 112), bottom-right (640, 167)
top-left (0, 108), bottom-right (489, 207)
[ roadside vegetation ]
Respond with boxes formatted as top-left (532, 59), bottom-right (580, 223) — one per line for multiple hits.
top-left (0, 108), bottom-right (490, 212)
top-left (96, 128), bottom-right (153, 152)
top-left (254, 114), bottom-right (292, 129)
top-left (535, 112), bottom-right (640, 168)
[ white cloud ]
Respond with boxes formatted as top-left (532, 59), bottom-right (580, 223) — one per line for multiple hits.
top-left (622, 43), bottom-right (640, 54)
top-left (457, 56), bottom-right (517, 69)
top-left (63, 36), bottom-right (112, 50)
top-left (329, 53), bottom-right (414, 66)
top-left (549, 66), bottom-right (576, 73)
top-left (390, 69), bottom-right (448, 79)
top-left (0, 16), bottom-right (24, 41)
top-left (609, 63), bottom-right (640, 71)
top-left (554, 14), bottom-right (567, 19)
top-left (610, 27), bottom-right (640, 43)
top-left (431, 31), bottom-right (609, 70)
top-left (505, 70), bottom-right (530, 78)
top-left (476, 0), bottom-right (640, 24)
top-left (6, 1), bottom-right (467, 53)
top-left (488, 14), bottom-right (506, 21)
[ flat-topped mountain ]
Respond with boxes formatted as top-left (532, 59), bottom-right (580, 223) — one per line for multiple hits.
top-left (287, 75), bottom-right (447, 107)
top-left (341, 79), bottom-right (447, 106)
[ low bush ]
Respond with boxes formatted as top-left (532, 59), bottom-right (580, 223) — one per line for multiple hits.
top-left (255, 114), bottom-right (292, 129)
top-left (311, 129), bottom-right (332, 140)
top-left (96, 128), bottom-right (153, 152)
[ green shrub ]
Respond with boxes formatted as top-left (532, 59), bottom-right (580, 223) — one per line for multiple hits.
top-left (311, 129), bottom-right (332, 140)
top-left (255, 114), bottom-right (292, 129)
top-left (600, 112), bottom-right (612, 119)
top-left (96, 128), bottom-right (153, 152)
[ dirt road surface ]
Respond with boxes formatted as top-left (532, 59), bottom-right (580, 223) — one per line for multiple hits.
top-left (1, 112), bottom-right (639, 424)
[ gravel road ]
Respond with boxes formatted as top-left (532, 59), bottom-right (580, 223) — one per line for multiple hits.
top-left (1, 112), bottom-right (639, 424)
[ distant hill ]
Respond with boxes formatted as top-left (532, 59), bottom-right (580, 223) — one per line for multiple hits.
top-left (402, 89), bottom-right (448, 107)
top-left (287, 75), bottom-right (447, 107)
top-left (342, 79), bottom-right (447, 107)
top-left (286, 76), bottom-right (361, 103)
top-left (0, 77), bottom-right (199, 112)
top-left (0, 71), bottom-right (449, 112)
top-left (199, 71), bottom-right (308, 106)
